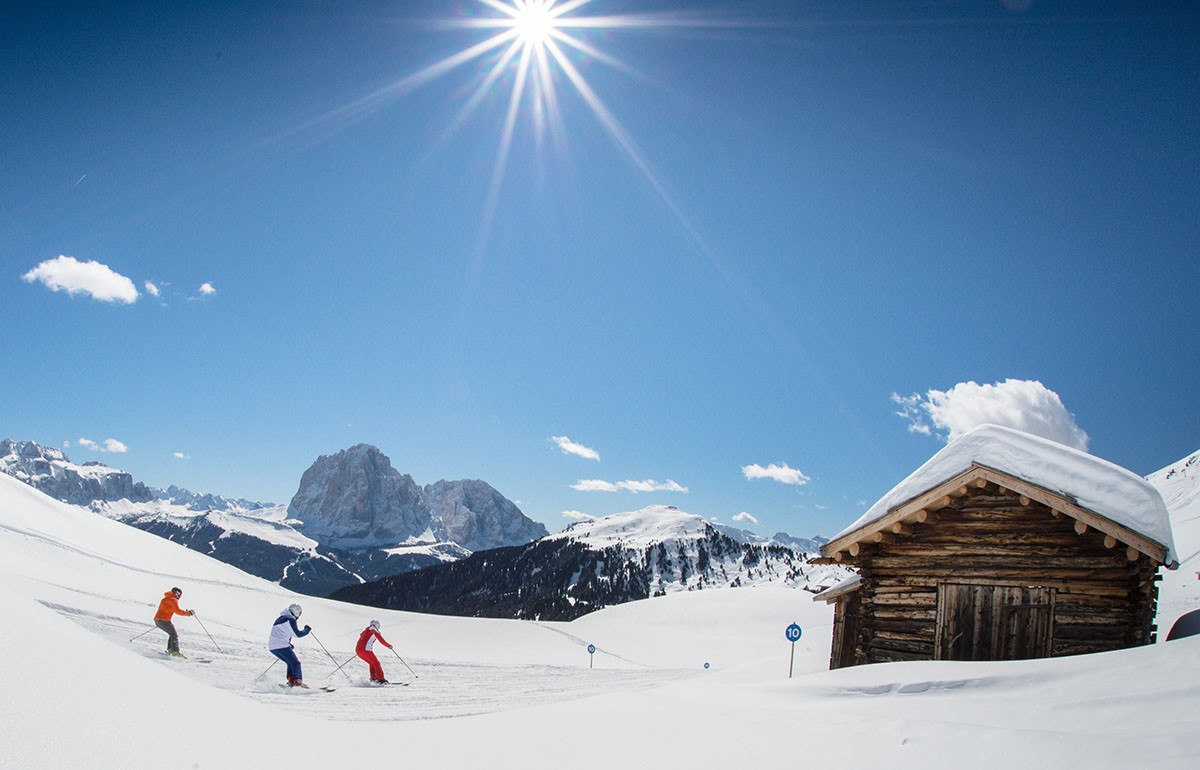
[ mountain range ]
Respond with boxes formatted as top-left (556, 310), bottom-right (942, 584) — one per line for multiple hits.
top-left (0, 439), bottom-right (546, 596)
top-left (331, 505), bottom-right (843, 621)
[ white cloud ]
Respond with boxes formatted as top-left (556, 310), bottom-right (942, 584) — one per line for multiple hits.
top-left (741, 462), bottom-right (810, 486)
top-left (78, 437), bottom-right (128, 453)
top-left (562, 510), bottom-right (594, 521)
top-left (892, 378), bottom-right (1089, 450)
top-left (732, 511), bottom-right (759, 525)
top-left (22, 256), bottom-right (138, 304)
top-left (570, 479), bottom-right (689, 494)
top-left (173, 452), bottom-right (190, 460)
top-left (199, 282), bottom-right (216, 295)
top-left (571, 479), bottom-right (618, 492)
top-left (551, 436), bottom-right (600, 461)
top-left (144, 281), bottom-right (160, 297)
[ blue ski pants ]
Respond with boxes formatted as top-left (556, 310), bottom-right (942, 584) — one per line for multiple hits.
top-left (270, 646), bottom-right (303, 682)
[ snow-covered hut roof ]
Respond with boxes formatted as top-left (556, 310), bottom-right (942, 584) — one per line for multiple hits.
top-left (825, 424), bottom-right (1177, 566)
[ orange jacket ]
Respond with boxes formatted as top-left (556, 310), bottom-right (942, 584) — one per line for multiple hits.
top-left (154, 592), bottom-right (190, 622)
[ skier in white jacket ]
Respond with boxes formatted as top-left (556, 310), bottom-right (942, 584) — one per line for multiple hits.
top-left (268, 604), bottom-right (312, 687)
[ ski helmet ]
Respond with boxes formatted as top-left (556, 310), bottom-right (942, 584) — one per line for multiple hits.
top-left (288, 603), bottom-right (303, 618)
top-left (369, 619), bottom-right (380, 631)
top-left (171, 587), bottom-right (182, 596)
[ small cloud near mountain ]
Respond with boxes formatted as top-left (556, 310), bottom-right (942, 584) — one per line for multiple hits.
top-left (571, 478), bottom-right (688, 493)
top-left (741, 462), bottom-right (809, 486)
top-left (77, 437), bottom-right (128, 453)
top-left (550, 436), bottom-right (600, 461)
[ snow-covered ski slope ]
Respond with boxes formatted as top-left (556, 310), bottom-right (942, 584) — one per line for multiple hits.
top-left (1, 472), bottom-right (1198, 769)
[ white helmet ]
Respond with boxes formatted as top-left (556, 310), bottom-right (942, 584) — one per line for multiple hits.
top-left (369, 619), bottom-right (380, 631)
top-left (288, 603), bottom-right (303, 618)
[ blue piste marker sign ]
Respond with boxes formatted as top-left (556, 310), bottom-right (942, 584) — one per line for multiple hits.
top-left (785, 623), bottom-right (803, 677)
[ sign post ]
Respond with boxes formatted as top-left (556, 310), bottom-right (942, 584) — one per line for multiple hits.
top-left (785, 623), bottom-right (803, 678)
top-left (587, 643), bottom-right (596, 669)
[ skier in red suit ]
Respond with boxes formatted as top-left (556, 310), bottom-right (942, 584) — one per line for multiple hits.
top-left (356, 619), bottom-right (394, 684)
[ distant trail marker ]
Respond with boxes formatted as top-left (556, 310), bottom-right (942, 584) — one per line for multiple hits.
top-left (587, 643), bottom-right (596, 669)
top-left (785, 623), bottom-right (803, 678)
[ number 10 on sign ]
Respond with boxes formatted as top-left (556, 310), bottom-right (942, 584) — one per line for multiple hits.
top-left (785, 623), bottom-right (802, 678)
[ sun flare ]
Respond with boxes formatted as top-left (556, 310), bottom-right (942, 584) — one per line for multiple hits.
top-left (511, 1), bottom-right (557, 45)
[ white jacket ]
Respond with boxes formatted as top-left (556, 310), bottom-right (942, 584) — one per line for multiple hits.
top-left (267, 611), bottom-right (308, 651)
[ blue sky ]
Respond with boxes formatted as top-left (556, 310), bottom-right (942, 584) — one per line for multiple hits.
top-left (3, 0), bottom-right (1198, 539)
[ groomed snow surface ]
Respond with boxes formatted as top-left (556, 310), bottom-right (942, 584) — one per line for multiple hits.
top-left (2, 471), bottom-right (1198, 769)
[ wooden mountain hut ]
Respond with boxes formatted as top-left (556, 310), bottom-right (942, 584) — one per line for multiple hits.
top-left (815, 424), bottom-right (1178, 669)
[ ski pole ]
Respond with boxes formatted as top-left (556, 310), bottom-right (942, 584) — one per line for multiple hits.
top-left (191, 612), bottom-right (224, 653)
top-left (255, 658), bottom-right (279, 681)
top-left (130, 626), bottom-right (157, 643)
top-left (390, 645), bottom-right (419, 678)
top-left (328, 654), bottom-right (358, 679)
top-left (309, 631), bottom-right (353, 681)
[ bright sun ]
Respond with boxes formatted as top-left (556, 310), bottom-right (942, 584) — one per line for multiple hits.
top-left (512, 2), bottom-right (556, 45)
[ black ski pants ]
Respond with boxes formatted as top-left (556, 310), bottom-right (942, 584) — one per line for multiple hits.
top-left (155, 619), bottom-right (180, 652)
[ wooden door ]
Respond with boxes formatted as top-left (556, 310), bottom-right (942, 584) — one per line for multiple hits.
top-left (830, 592), bottom-right (862, 669)
top-left (936, 583), bottom-right (1054, 661)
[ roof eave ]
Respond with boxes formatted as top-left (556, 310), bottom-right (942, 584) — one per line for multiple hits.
top-left (820, 463), bottom-right (1170, 566)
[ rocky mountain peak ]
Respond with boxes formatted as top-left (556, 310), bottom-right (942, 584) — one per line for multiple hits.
top-left (287, 444), bottom-right (432, 548)
top-left (424, 479), bottom-right (549, 551)
top-left (0, 438), bottom-right (152, 505)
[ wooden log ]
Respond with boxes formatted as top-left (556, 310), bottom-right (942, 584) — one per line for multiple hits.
top-left (912, 509), bottom-right (938, 526)
top-left (864, 574), bottom-right (1133, 597)
top-left (867, 636), bottom-right (935, 655)
top-left (890, 522), bottom-right (912, 536)
top-left (906, 531), bottom-right (1087, 547)
top-left (1052, 640), bottom-right (1124, 657)
top-left (1126, 547), bottom-right (1140, 562)
top-left (868, 648), bottom-right (931, 664)
top-left (1104, 535), bottom-right (1118, 549)
top-left (1074, 520), bottom-right (1089, 535)
top-left (869, 554), bottom-right (1131, 571)
top-left (867, 565), bottom-right (1137, 583)
top-left (873, 542), bottom-right (1123, 561)
top-left (1052, 624), bottom-right (1130, 642)
top-left (873, 608), bottom-right (937, 622)
top-left (871, 591), bottom-right (937, 606)
top-left (871, 531), bottom-right (895, 545)
top-left (1019, 495), bottom-right (1031, 507)
top-left (848, 542), bottom-right (861, 557)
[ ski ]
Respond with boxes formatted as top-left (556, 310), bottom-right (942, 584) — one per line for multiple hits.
top-left (160, 651), bottom-right (213, 663)
top-left (277, 684), bottom-right (337, 693)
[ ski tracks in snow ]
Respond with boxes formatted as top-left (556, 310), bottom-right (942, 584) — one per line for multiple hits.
top-left (49, 602), bottom-right (697, 721)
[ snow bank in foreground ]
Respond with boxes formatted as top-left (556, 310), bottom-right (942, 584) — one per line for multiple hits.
top-left (3, 470), bottom-right (1200, 769)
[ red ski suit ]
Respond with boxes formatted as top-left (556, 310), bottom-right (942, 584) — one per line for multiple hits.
top-left (355, 626), bottom-right (393, 682)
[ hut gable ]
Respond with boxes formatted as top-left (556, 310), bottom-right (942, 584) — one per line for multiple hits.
top-left (829, 424), bottom-right (1176, 566)
top-left (817, 425), bottom-right (1177, 670)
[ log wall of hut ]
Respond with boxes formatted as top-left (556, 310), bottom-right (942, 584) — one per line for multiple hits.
top-left (838, 483), bottom-right (1160, 668)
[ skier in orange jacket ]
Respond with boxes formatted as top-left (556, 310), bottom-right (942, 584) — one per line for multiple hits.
top-left (154, 587), bottom-right (194, 657)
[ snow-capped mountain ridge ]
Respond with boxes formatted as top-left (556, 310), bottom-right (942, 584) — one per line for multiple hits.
top-left (0, 439), bottom-right (544, 596)
top-left (1, 438), bottom-right (154, 505)
top-left (333, 505), bottom-right (850, 621)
